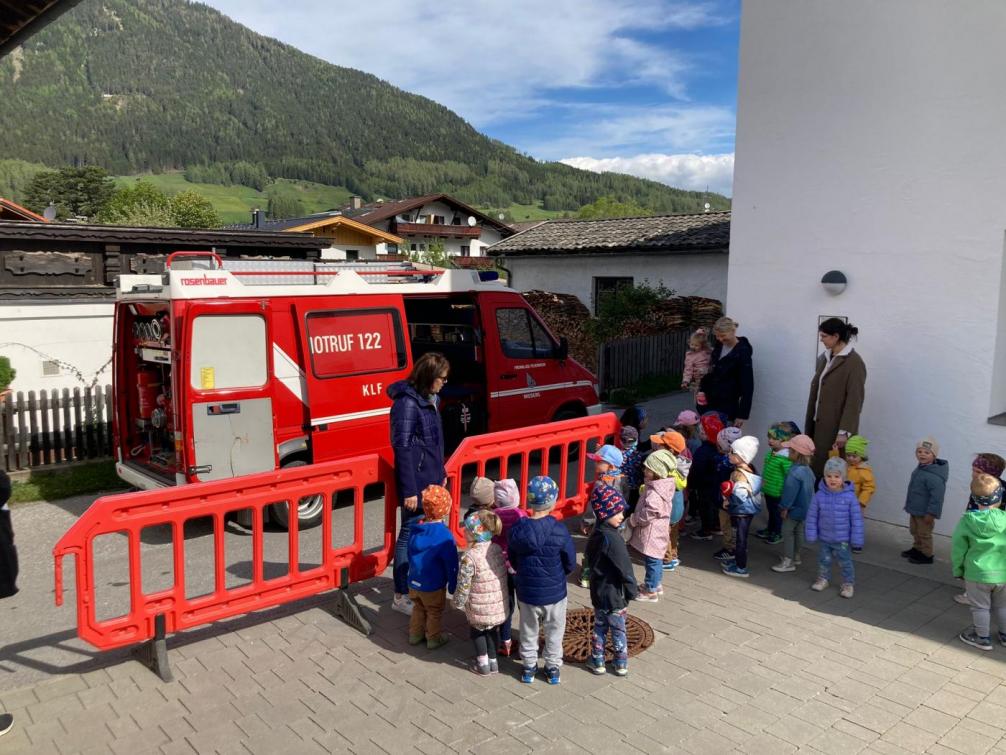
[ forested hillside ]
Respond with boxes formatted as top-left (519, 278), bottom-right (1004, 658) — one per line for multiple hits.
top-left (0, 0), bottom-right (729, 214)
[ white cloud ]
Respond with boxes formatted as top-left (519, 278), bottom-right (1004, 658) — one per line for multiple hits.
top-left (561, 153), bottom-right (735, 196)
top-left (202, 0), bottom-right (731, 125)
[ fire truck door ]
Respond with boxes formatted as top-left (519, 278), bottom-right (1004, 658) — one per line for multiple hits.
top-left (293, 300), bottom-right (410, 461)
top-left (185, 303), bottom-right (277, 482)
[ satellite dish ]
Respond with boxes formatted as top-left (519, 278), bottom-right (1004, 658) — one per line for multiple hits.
top-left (467, 216), bottom-right (477, 227)
top-left (43, 202), bottom-right (57, 221)
top-left (498, 213), bottom-right (505, 221)
top-left (704, 202), bottom-right (711, 213)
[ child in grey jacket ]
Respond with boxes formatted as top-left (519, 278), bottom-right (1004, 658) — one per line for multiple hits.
top-left (903, 436), bottom-right (949, 565)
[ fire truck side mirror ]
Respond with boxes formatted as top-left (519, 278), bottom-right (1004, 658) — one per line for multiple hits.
top-left (556, 336), bottom-right (569, 361)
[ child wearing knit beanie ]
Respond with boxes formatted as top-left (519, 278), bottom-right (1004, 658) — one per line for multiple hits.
top-left (712, 427), bottom-right (744, 562)
top-left (720, 436), bottom-right (764, 578)
top-left (454, 510), bottom-right (508, 675)
top-left (491, 479), bottom-right (526, 656)
top-left (829, 434), bottom-right (876, 552)
top-left (903, 437), bottom-right (949, 565)
top-left (807, 458), bottom-right (863, 598)
top-left (757, 421), bottom-right (800, 545)
top-left (953, 455), bottom-right (1006, 605)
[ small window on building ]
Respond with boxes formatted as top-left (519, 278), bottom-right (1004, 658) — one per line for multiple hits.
top-left (593, 276), bottom-right (634, 316)
top-left (417, 215), bottom-right (429, 224)
top-left (451, 214), bottom-right (461, 225)
top-left (432, 215), bottom-right (445, 225)
top-left (419, 243), bottom-right (427, 252)
top-left (345, 250), bottom-right (359, 261)
top-left (410, 243), bottom-right (417, 252)
top-left (460, 245), bottom-right (471, 257)
top-left (42, 359), bottom-right (60, 376)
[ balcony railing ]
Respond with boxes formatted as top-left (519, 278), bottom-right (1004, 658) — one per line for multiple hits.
top-left (394, 222), bottom-right (482, 238)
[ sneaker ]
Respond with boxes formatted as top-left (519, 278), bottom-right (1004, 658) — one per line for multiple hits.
top-left (587, 657), bottom-right (606, 675)
top-left (408, 634), bottom-right (425, 646)
top-left (521, 665), bottom-right (537, 684)
top-left (662, 559), bottom-right (679, 571)
top-left (764, 533), bottom-right (783, 545)
top-left (811, 578), bottom-right (829, 591)
top-left (840, 583), bottom-right (855, 599)
top-left (901, 547), bottom-right (920, 559)
top-left (489, 659), bottom-right (499, 674)
top-left (498, 639), bottom-right (513, 656)
top-left (713, 549), bottom-right (735, 561)
top-left (722, 563), bottom-right (750, 578)
top-left (426, 634), bottom-right (450, 650)
top-left (954, 592), bottom-right (971, 606)
top-left (771, 557), bottom-right (796, 573)
top-left (998, 632), bottom-right (1006, 647)
top-left (544, 666), bottom-right (561, 685)
top-left (0, 714), bottom-right (11, 738)
top-left (655, 585), bottom-right (665, 595)
top-left (614, 660), bottom-right (628, 677)
top-left (392, 594), bottom-right (414, 615)
top-left (690, 531), bottom-right (714, 541)
top-left (959, 628), bottom-right (993, 652)
top-left (851, 546), bottom-right (863, 554)
top-left (471, 661), bottom-right (492, 676)
top-left (754, 528), bottom-right (772, 540)
top-left (635, 589), bottom-right (659, 602)
top-left (579, 573), bottom-right (591, 588)
top-left (909, 553), bottom-right (934, 565)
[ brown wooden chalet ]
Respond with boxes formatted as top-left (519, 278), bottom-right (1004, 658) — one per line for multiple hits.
top-left (0, 221), bottom-right (324, 301)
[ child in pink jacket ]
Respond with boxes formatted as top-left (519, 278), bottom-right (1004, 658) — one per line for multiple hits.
top-left (628, 449), bottom-right (680, 602)
top-left (681, 328), bottom-right (712, 396)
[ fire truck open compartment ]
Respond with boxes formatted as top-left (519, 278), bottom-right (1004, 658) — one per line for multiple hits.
top-left (117, 300), bottom-right (177, 484)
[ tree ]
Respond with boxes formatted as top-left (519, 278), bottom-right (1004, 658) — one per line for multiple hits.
top-left (99, 180), bottom-right (172, 224)
top-left (577, 196), bottom-right (653, 220)
top-left (169, 191), bottom-right (221, 228)
top-left (408, 239), bottom-right (453, 268)
top-left (0, 356), bottom-right (15, 391)
top-left (23, 166), bottom-right (116, 220)
top-left (266, 190), bottom-right (305, 220)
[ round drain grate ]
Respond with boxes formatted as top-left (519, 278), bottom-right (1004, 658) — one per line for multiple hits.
top-left (559, 607), bottom-right (655, 663)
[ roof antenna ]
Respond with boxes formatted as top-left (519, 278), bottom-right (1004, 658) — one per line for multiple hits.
top-left (703, 185), bottom-right (710, 213)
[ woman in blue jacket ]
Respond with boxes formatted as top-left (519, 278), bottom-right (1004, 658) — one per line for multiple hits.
top-left (388, 352), bottom-right (450, 615)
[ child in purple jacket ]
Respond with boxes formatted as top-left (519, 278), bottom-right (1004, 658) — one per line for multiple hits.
top-left (807, 457), bottom-right (864, 599)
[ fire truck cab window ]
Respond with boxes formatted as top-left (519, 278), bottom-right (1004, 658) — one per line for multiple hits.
top-left (496, 308), bottom-right (556, 359)
top-left (190, 315), bottom-right (267, 390)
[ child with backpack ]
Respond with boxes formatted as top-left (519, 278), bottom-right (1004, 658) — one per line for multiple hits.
top-left (453, 510), bottom-right (509, 675)
top-left (720, 436), bottom-right (764, 579)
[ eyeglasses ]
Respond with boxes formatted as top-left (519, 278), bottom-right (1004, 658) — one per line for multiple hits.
top-left (437, 374), bottom-right (449, 383)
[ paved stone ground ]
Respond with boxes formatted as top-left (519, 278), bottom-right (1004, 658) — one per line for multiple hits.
top-left (3, 518), bottom-right (1006, 755)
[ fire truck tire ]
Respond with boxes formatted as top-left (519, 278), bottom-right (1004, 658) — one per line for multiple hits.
top-left (270, 459), bottom-right (325, 530)
top-left (552, 406), bottom-right (585, 462)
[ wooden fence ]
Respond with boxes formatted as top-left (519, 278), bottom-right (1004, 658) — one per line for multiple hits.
top-left (0, 386), bottom-right (114, 472)
top-left (597, 330), bottom-right (690, 393)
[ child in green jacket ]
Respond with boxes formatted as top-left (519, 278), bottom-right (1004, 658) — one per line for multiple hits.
top-left (756, 421), bottom-right (799, 544)
top-left (952, 473), bottom-right (1006, 651)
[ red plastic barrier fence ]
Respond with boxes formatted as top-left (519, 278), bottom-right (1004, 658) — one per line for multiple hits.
top-left (53, 454), bottom-right (394, 653)
top-left (443, 412), bottom-right (620, 541)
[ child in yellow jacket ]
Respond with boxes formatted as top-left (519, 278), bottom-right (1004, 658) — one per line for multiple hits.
top-left (830, 435), bottom-right (875, 552)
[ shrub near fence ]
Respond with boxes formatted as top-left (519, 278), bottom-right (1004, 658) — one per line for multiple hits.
top-left (0, 386), bottom-right (114, 471)
top-left (597, 330), bottom-right (690, 393)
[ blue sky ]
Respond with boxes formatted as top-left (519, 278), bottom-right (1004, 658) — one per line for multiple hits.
top-left (202, 0), bottom-right (740, 195)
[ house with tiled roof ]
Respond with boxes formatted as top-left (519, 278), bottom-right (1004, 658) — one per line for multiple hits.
top-left (488, 211), bottom-right (730, 314)
top-left (0, 197), bottom-right (48, 222)
top-left (230, 194), bottom-right (512, 264)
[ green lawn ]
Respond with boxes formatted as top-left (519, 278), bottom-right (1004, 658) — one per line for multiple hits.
top-left (114, 172), bottom-right (353, 224)
top-left (497, 201), bottom-right (569, 222)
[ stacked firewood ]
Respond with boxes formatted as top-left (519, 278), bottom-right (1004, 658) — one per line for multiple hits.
top-left (522, 290), bottom-right (599, 370)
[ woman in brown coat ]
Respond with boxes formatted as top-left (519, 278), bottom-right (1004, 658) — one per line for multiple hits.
top-left (805, 318), bottom-right (867, 478)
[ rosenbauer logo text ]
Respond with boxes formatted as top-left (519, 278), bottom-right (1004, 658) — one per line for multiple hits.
top-left (180, 275), bottom-right (227, 286)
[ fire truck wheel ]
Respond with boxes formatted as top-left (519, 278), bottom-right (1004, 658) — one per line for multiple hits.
top-left (552, 407), bottom-right (585, 462)
top-left (270, 459), bottom-right (325, 530)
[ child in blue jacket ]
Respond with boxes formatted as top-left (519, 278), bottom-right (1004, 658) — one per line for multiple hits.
top-left (807, 458), bottom-right (864, 598)
top-left (772, 434), bottom-right (817, 574)
top-left (406, 484), bottom-right (459, 649)
top-left (720, 436), bottom-right (764, 579)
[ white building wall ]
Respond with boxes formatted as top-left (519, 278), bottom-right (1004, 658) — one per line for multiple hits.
top-left (503, 253), bottom-right (728, 313)
top-left (730, 0), bottom-right (1006, 533)
top-left (1, 302), bottom-right (114, 394)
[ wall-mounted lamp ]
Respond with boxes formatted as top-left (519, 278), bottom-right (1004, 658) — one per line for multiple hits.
top-left (821, 270), bottom-right (847, 295)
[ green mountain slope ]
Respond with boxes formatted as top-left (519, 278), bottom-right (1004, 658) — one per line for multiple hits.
top-left (0, 0), bottom-right (729, 214)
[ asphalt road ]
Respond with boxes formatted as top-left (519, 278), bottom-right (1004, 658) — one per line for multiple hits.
top-left (1, 393), bottom-right (692, 692)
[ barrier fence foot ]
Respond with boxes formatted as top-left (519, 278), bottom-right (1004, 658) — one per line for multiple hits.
top-left (329, 572), bottom-right (372, 636)
top-left (133, 613), bottom-right (174, 683)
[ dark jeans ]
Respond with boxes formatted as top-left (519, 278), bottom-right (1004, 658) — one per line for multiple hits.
top-left (765, 494), bottom-right (782, 536)
top-left (698, 489), bottom-right (719, 533)
top-left (500, 573), bottom-right (517, 644)
top-left (471, 625), bottom-right (500, 660)
top-left (394, 507), bottom-right (424, 595)
top-left (732, 514), bottom-right (752, 569)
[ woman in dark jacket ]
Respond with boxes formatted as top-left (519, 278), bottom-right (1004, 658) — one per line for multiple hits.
top-left (703, 316), bottom-right (754, 426)
top-left (388, 352), bottom-right (450, 615)
top-left (805, 318), bottom-right (867, 478)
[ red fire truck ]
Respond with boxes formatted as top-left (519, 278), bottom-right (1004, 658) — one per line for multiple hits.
top-left (113, 253), bottom-right (600, 527)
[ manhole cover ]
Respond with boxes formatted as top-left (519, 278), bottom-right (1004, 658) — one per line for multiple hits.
top-left (559, 607), bottom-right (654, 663)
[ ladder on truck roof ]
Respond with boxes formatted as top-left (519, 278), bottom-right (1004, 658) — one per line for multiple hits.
top-left (117, 252), bottom-right (506, 299)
